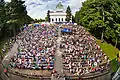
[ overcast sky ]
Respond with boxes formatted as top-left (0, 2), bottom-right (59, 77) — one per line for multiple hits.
top-left (4, 0), bottom-right (86, 19)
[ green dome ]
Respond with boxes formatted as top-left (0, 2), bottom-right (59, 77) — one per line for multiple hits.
top-left (56, 2), bottom-right (64, 9)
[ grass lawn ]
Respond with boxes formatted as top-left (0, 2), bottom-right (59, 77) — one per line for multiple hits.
top-left (110, 58), bottom-right (118, 72)
top-left (96, 39), bottom-right (119, 72)
top-left (96, 39), bottom-right (119, 60)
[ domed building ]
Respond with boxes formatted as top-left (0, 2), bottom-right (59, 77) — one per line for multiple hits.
top-left (49, 2), bottom-right (72, 23)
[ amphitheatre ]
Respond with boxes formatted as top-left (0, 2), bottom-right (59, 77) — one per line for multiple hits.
top-left (1, 23), bottom-right (111, 80)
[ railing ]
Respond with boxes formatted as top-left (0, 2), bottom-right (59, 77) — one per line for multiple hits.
top-left (112, 67), bottom-right (120, 80)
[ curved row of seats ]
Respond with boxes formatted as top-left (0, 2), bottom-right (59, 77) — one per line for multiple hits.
top-left (60, 26), bottom-right (110, 75)
top-left (9, 25), bottom-right (58, 70)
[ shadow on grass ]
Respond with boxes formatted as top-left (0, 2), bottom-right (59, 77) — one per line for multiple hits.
top-left (110, 58), bottom-right (118, 77)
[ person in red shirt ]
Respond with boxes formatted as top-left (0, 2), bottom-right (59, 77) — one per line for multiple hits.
top-left (4, 68), bottom-right (9, 78)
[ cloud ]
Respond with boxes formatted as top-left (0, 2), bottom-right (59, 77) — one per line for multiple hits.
top-left (65, 0), bottom-right (86, 15)
top-left (5, 0), bottom-right (86, 19)
top-left (4, 0), bottom-right (11, 2)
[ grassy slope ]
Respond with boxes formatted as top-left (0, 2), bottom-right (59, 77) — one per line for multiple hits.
top-left (96, 39), bottom-right (119, 72)
top-left (96, 39), bottom-right (119, 60)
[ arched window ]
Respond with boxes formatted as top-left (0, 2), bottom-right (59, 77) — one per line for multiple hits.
top-left (59, 18), bottom-right (60, 22)
top-left (52, 19), bottom-right (54, 21)
top-left (62, 18), bottom-right (63, 22)
top-left (56, 18), bottom-right (57, 22)
top-left (65, 18), bottom-right (67, 21)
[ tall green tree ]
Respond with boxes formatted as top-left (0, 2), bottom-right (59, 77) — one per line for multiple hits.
top-left (0, 0), bottom-right (33, 39)
top-left (6, 0), bottom-right (26, 37)
top-left (66, 6), bottom-right (72, 22)
top-left (46, 10), bottom-right (50, 22)
top-left (0, 0), bottom-right (8, 37)
top-left (75, 0), bottom-right (120, 47)
top-left (72, 15), bottom-right (75, 23)
top-left (75, 11), bottom-right (80, 24)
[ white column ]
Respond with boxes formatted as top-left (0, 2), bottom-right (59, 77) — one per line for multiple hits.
top-left (64, 18), bottom-right (66, 22)
top-left (53, 18), bottom-right (55, 22)
top-left (57, 18), bottom-right (58, 22)
top-left (50, 18), bottom-right (51, 22)
top-left (51, 18), bottom-right (52, 23)
top-left (53, 17), bottom-right (55, 22)
top-left (60, 18), bottom-right (62, 22)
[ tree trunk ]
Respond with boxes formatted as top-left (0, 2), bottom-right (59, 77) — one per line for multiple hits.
top-left (101, 30), bottom-right (104, 41)
top-left (101, 9), bottom-right (104, 41)
top-left (13, 23), bottom-right (16, 41)
top-left (10, 30), bottom-right (11, 37)
top-left (14, 27), bottom-right (16, 41)
top-left (115, 37), bottom-right (118, 47)
top-left (5, 28), bottom-right (6, 38)
top-left (13, 28), bottom-right (15, 37)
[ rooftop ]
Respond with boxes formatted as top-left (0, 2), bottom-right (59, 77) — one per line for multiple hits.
top-left (56, 2), bottom-right (64, 9)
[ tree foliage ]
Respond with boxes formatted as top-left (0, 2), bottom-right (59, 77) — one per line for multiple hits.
top-left (75, 0), bottom-right (120, 48)
top-left (46, 10), bottom-right (50, 22)
top-left (66, 6), bottom-right (72, 22)
top-left (0, 0), bottom-right (33, 39)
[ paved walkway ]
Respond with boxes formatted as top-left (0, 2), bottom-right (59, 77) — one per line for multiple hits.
top-left (1, 42), bottom-right (19, 80)
top-left (54, 26), bottom-right (63, 72)
top-left (2, 42), bottom-right (18, 65)
top-left (52, 26), bottom-right (65, 80)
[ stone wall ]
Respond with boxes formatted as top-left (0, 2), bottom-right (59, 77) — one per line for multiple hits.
top-left (7, 67), bottom-right (111, 80)
top-left (65, 69), bottom-right (111, 80)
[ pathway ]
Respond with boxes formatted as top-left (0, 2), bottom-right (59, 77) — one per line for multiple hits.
top-left (52, 26), bottom-right (65, 80)
top-left (1, 42), bottom-right (19, 80)
top-left (2, 42), bottom-right (18, 65)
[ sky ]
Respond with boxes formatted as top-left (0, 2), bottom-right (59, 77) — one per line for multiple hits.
top-left (4, 0), bottom-right (86, 19)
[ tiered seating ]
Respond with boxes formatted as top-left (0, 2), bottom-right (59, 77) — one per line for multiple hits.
top-left (60, 26), bottom-right (110, 75)
top-left (9, 25), bottom-right (58, 70)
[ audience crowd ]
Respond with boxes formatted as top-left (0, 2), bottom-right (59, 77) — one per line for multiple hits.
top-left (9, 24), bottom-right (58, 70)
top-left (60, 26), bottom-right (110, 75)
top-left (8, 24), bottom-right (110, 76)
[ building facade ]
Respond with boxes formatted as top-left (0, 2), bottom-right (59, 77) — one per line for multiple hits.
top-left (49, 2), bottom-right (72, 23)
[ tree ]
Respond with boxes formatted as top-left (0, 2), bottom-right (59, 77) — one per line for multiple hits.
top-left (38, 18), bottom-right (45, 22)
top-left (0, 0), bottom-right (33, 39)
top-left (66, 6), bottom-right (72, 22)
top-left (72, 15), bottom-right (75, 23)
top-left (0, 0), bottom-right (4, 3)
top-left (46, 10), bottom-right (50, 22)
top-left (113, 23), bottom-right (120, 47)
top-left (75, 0), bottom-right (120, 48)
top-left (75, 11), bottom-right (80, 24)
top-left (0, 0), bottom-right (8, 37)
top-left (5, 0), bottom-right (26, 37)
